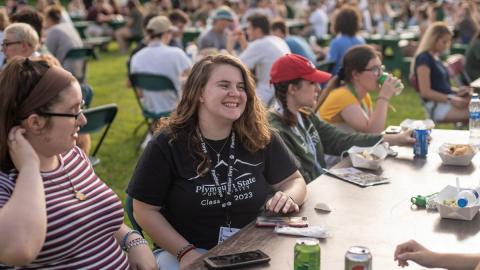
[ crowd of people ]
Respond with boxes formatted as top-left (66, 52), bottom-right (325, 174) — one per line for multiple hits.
top-left (0, 0), bottom-right (480, 269)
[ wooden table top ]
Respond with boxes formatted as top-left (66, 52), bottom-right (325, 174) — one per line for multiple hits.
top-left (187, 129), bottom-right (480, 269)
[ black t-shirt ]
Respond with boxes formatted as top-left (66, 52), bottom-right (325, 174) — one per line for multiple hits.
top-left (127, 130), bottom-right (298, 249)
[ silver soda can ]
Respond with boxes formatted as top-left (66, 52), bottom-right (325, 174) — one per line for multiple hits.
top-left (345, 246), bottom-right (372, 270)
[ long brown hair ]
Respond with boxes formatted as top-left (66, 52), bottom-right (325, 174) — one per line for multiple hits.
top-left (273, 78), bottom-right (302, 127)
top-left (156, 53), bottom-right (271, 176)
top-left (316, 45), bottom-right (380, 111)
top-left (0, 58), bottom-right (52, 171)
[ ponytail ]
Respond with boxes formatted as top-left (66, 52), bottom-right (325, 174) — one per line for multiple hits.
top-left (273, 79), bottom-right (302, 127)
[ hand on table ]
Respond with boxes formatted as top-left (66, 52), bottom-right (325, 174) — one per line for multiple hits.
top-left (394, 239), bottom-right (437, 268)
top-left (266, 191), bottom-right (299, 214)
top-left (179, 250), bottom-right (203, 270)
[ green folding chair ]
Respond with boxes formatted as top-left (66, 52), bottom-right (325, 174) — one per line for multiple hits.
top-left (125, 195), bottom-right (143, 236)
top-left (316, 59), bottom-right (335, 73)
top-left (79, 104), bottom-right (118, 166)
top-left (129, 73), bottom-right (177, 142)
top-left (81, 83), bottom-right (94, 108)
top-left (64, 47), bottom-right (97, 83)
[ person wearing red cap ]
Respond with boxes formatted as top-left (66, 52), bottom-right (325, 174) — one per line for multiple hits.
top-left (268, 54), bottom-right (415, 182)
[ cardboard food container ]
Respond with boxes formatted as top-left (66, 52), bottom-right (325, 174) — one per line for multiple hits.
top-left (435, 185), bottom-right (480, 220)
top-left (438, 143), bottom-right (477, 166)
top-left (400, 119), bottom-right (435, 130)
top-left (347, 144), bottom-right (388, 170)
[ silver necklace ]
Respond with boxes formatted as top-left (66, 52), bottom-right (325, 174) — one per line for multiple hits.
top-left (203, 136), bottom-right (229, 164)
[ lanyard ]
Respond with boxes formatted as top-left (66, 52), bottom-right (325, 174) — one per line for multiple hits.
top-left (346, 84), bottom-right (369, 113)
top-left (199, 132), bottom-right (236, 227)
top-left (294, 113), bottom-right (322, 175)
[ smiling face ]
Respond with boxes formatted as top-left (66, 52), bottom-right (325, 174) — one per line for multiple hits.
top-left (32, 82), bottom-right (87, 157)
top-left (198, 64), bottom-right (247, 127)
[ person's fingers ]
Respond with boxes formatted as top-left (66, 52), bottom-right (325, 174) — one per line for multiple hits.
top-left (274, 193), bottom-right (289, 213)
top-left (265, 198), bottom-right (272, 210)
top-left (282, 198), bottom-right (293, 213)
top-left (266, 193), bottom-right (281, 211)
top-left (397, 251), bottom-right (417, 262)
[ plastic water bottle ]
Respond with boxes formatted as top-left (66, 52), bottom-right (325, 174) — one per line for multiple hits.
top-left (469, 93), bottom-right (480, 148)
top-left (185, 43), bottom-right (198, 62)
top-left (456, 187), bottom-right (480, 208)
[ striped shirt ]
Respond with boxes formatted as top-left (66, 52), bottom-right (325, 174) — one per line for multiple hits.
top-left (0, 147), bottom-right (128, 269)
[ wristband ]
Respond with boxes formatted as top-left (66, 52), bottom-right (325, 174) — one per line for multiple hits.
top-left (177, 244), bottom-right (196, 262)
top-left (447, 94), bottom-right (455, 102)
top-left (121, 230), bottom-right (142, 251)
top-left (125, 237), bottom-right (148, 252)
top-left (376, 96), bottom-right (390, 102)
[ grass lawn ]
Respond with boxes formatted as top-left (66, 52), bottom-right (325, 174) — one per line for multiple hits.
top-left (86, 44), bottom-right (442, 224)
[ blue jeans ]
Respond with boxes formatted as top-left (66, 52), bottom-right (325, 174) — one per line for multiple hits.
top-left (153, 248), bottom-right (208, 270)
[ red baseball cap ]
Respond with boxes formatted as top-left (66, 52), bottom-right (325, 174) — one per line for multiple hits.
top-left (270, 54), bottom-right (331, 84)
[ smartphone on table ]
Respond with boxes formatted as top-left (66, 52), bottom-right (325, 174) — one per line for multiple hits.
top-left (385, 125), bottom-right (402, 134)
top-left (203, 249), bottom-right (270, 269)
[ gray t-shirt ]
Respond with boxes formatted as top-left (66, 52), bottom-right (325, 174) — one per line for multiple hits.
top-left (198, 29), bottom-right (227, 50)
top-left (45, 23), bottom-right (83, 77)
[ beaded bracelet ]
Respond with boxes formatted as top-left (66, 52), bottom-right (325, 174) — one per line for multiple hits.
top-left (176, 244), bottom-right (196, 262)
top-left (125, 238), bottom-right (148, 253)
top-left (121, 230), bottom-right (142, 251)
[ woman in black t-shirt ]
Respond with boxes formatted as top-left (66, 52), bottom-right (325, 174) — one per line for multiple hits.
top-left (127, 53), bottom-right (307, 269)
top-left (412, 21), bottom-right (470, 123)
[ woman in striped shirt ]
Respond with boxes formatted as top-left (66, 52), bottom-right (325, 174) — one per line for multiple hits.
top-left (0, 58), bottom-right (156, 269)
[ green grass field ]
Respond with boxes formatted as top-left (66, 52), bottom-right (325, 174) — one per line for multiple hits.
top-left (87, 44), bottom-right (435, 222)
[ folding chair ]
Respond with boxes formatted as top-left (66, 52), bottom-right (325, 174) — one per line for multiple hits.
top-left (64, 47), bottom-right (97, 83)
top-left (316, 59), bottom-right (335, 73)
top-left (81, 83), bottom-right (94, 108)
top-left (129, 73), bottom-right (177, 145)
top-left (125, 195), bottom-right (143, 236)
top-left (79, 104), bottom-right (118, 166)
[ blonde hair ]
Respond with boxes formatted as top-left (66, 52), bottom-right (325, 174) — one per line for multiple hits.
top-left (410, 22), bottom-right (451, 75)
top-left (157, 53), bottom-right (271, 176)
top-left (4, 22), bottom-right (39, 50)
top-left (0, 8), bottom-right (9, 31)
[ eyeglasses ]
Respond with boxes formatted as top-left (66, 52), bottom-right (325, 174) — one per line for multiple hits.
top-left (363, 65), bottom-right (385, 76)
top-left (1, 41), bottom-right (22, 49)
top-left (38, 110), bottom-right (84, 120)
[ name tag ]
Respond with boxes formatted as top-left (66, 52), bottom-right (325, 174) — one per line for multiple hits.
top-left (218, 226), bottom-right (240, 244)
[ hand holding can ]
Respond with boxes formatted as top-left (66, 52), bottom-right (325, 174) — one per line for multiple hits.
top-left (378, 72), bottom-right (404, 96)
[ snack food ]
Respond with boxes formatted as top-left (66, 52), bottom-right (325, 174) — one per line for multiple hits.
top-left (443, 199), bottom-right (457, 207)
top-left (357, 150), bottom-right (380, 161)
top-left (446, 144), bottom-right (473, 156)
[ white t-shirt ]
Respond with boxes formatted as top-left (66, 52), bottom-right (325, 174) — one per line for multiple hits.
top-left (130, 41), bottom-right (192, 114)
top-left (309, 6), bottom-right (328, 39)
top-left (239, 35), bottom-right (290, 105)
